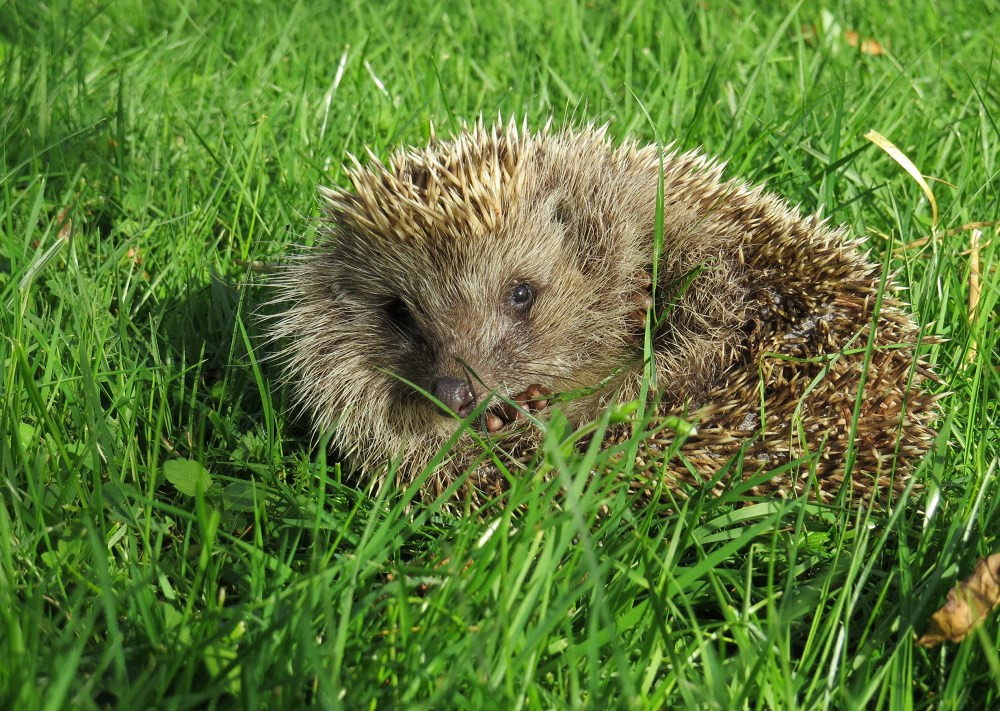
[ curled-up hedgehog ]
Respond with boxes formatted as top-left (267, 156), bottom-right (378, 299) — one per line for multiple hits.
top-left (268, 119), bottom-right (940, 506)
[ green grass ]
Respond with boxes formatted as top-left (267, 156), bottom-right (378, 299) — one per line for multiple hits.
top-left (1, 0), bottom-right (998, 707)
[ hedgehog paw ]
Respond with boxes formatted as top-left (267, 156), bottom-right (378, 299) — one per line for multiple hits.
top-left (484, 384), bottom-right (551, 432)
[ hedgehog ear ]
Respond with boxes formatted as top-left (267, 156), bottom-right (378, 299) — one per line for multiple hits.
top-left (545, 192), bottom-right (613, 277)
top-left (549, 193), bottom-right (573, 229)
top-left (546, 192), bottom-right (587, 254)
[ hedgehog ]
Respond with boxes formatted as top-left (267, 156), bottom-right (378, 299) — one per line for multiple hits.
top-left (268, 119), bottom-right (940, 507)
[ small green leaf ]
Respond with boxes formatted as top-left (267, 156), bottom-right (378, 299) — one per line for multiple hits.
top-left (163, 458), bottom-right (213, 496)
top-left (18, 421), bottom-right (36, 443)
top-left (158, 573), bottom-right (177, 602)
top-left (223, 481), bottom-right (259, 512)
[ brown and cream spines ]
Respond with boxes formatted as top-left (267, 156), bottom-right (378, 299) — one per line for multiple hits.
top-left (267, 119), bottom-right (939, 506)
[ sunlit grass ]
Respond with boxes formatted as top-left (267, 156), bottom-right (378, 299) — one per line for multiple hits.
top-left (0, 0), bottom-right (997, 707)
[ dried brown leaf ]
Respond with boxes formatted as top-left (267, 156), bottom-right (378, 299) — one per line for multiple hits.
top-left (56, 207), bottom-right (72, 242)
top-left (917, 553), bottom-right (1000, 647)
top-left (860, 38), bottom-right (885, 56)
top-left (844, 30), bottom-right (886, 55)
top-left (968, 229), bottom-right (982, 362)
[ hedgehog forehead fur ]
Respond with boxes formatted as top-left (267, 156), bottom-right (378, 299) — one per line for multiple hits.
top-left (269, 118), bottom-right (939, 505)
top-left (324, 122), bottom-right (657, 296)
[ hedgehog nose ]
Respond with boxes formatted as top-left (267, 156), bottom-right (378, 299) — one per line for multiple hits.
top-left (432, 377), bottom-right (476, 417)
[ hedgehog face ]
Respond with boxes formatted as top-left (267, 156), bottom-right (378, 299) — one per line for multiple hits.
top-left (329, 191), bottom-right (639, 435)
top-left (274, 122), bottom-right (685, 488)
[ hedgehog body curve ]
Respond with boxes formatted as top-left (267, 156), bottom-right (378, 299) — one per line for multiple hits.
top-left (269, 120), bottom-right (939, 506)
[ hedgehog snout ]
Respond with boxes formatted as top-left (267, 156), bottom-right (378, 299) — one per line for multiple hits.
top-left (431, 376), bottom-right (477, 417)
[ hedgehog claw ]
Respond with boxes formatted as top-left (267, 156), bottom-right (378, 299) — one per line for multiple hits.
top-left (517, 383), bottom-right (551, 412)
top-left (484, 412), bottom-right (505, 432)
top-left (484, 384), bottom-right (552, 433)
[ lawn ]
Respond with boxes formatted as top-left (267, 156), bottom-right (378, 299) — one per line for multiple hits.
top-left (1, 0), bottom-right (998, 708)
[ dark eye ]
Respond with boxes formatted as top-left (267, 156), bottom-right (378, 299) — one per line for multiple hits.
top-left (384, 298), bottom-right (413, 328)
top-left (508, 283), bottom-right (535, 310)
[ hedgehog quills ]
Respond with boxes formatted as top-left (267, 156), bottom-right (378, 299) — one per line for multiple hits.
top-left (268, 120), bottom-right (939, 507)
